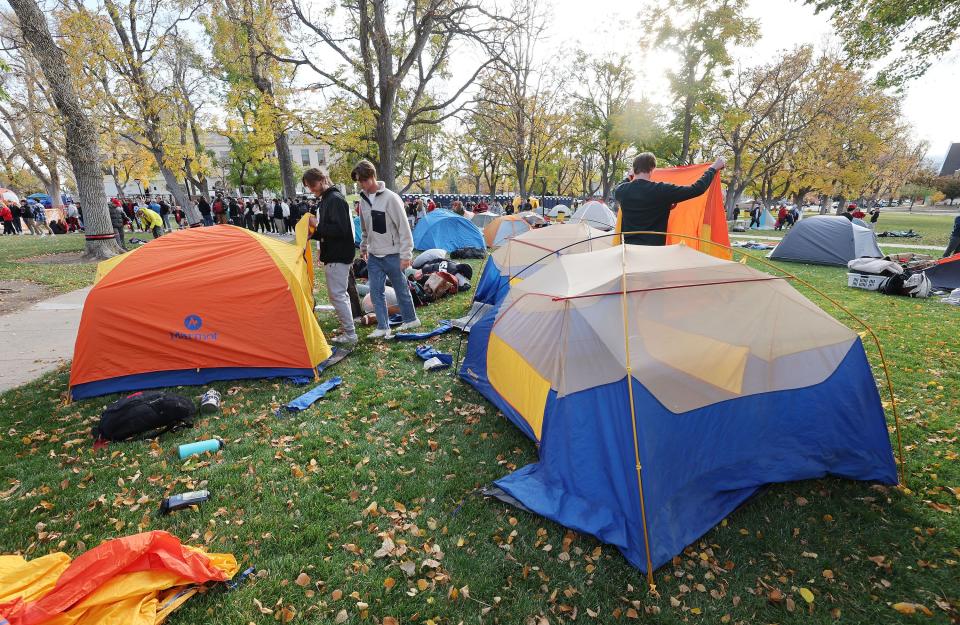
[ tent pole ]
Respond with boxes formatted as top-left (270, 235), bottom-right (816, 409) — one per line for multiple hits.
top-left (617, 243), bottom-right (656, 588)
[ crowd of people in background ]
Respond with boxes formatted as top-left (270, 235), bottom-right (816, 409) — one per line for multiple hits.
top-left (0, 198), bottom-right (65, 236)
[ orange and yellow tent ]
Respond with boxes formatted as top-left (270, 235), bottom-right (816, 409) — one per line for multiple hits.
top-left (0, 531), bottom-right (237, 625)
top-left (615, 163), bottom-right (731, 259)
top-left (69, 216), bottom-right (331, 399)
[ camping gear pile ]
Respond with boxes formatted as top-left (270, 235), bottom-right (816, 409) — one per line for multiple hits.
top-left (876, 229), bottom-right (921, 238)
top-left (845, 252), bottom-right (960, 299)
top-left (354, 249), bottom-right (474, 320)
top-left (69, 216), bottom-right (331, 399)
top-left (460, 243), bottom-right (897, 573)
top-left (847, 258), bottom-right (932, 298)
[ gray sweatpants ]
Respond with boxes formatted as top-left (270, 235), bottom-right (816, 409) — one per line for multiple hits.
top-left (324, 262), bottom-right (357, 338)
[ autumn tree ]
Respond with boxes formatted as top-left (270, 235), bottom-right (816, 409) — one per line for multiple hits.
top-left (707, 47), bottom-right (834, 214)
top-left (206, 0), bottom-right (299, 199)
top-left (274, 0), bottom-right (511, 191)
top-left (0, 20), bottom-right (69, 211)
top-left (935, 177), bottom-right (960, 205)
top-left (807, 0), bottom-right (960, 86)
top-left (642, 0), bottom-right (759, 164)
top-left (7, 0), bottom-right (121, 258)
top-left (61, 0), bottom-right (204, 224)
top-left (166, 34), bottom-right (213, 200)
top-left (477, 1), bottom-right (572, 200)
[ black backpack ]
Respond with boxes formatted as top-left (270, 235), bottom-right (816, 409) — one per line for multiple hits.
top-left (93, 391), bottom-right (196, 442)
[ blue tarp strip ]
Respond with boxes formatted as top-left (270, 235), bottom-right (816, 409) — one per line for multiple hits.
top-left (277, 377), bottom-right (343, 415)
top-left (395, 321), bottom-right (453, 341)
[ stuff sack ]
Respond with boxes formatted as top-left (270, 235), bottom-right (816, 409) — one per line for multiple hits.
top-left (450, 247), bottom-right (486, 259)
top-left (878, 271), bottom-right (931, 298)
top-left (93, 391), bottom-right (196, 441)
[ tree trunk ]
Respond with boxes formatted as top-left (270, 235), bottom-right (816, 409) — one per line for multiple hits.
top-left (375, 105), bottom-right (396, 190)
top-left (680, 93), bottom-right (695, 165)
top-left (8, 0), bottom-right (121, 259)
top-left (274, 131), bottom-right (297, 199)
top-left (157, 161), bottom-right (200, 224)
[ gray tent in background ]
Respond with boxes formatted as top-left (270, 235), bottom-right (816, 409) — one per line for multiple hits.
top-left (769, 216), bottom-right (883, 266)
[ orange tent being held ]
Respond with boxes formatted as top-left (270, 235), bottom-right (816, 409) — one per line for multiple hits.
top-left (69, 216), bottom-right (331, 400)
top-left (0, 531), bottom-right (237, 625)
top-left (615, 163), bottom-right (731, 259)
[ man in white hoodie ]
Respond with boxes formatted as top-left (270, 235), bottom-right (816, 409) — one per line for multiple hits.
top-left (354, 159), bottom-right (421, 339)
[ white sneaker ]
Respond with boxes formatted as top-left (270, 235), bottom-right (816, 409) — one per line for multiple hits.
top-left (368, 328), bottom-right (393, 339)
top-left (331, 334), bottom-right (358, 344)
top-left (397, 319), bottom-right (422, 332)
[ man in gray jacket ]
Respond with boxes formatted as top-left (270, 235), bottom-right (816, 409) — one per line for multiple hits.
top-left (354, 159), bottom-right (420, 339)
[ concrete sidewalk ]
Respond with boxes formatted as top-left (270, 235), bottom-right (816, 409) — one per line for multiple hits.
top-left (0, 287), bottom-right (90, 394)
top-left (729, 233), bottom-right (945, 251)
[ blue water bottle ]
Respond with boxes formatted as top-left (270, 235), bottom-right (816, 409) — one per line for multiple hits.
top-left (178, 437), bottom-right (224, 460)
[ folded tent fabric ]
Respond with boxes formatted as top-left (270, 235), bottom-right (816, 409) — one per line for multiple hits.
top-left (0, 530), bottom-right (237, 625)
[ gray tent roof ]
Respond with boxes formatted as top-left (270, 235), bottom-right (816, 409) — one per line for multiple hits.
top-left (769, 216), bottom-right (883, 266)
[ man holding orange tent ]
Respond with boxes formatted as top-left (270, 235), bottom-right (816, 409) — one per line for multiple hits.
top-left (615, 152), bottom-right (725, 246)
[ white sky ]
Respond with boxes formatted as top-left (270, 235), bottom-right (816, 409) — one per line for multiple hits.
top-left (533, 0), bottom-right (958, 165)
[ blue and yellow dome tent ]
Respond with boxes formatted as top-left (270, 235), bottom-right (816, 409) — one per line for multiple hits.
top-left (412, 208), bottom-right (485, 252)
top-left (460, 243), bottom-right (899, 575)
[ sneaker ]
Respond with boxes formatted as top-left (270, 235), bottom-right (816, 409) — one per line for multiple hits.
top-left (397, 318), bottom-right (422, 332)
top-left (331, 334), bottom-right (358, 344)
top-left (367, 328), bottom-right (393, 339)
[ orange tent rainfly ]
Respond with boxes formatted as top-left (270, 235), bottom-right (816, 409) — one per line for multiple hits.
top-left (0, 530), bottom-right (238, 625)
top-left (615, 163), bottom-right (731, 259)
top-left (69, 216), bottom-right (331, 399)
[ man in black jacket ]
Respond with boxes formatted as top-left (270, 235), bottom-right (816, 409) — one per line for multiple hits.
top-left (615, 152), bottom-right (725, 246)
top-left (303, 167), bottom-right (358, 344)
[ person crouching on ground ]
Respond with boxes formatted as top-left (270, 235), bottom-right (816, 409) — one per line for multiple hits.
top-left (615, 152), bottom-right (725, 246)
top-left (353, 159), bottom-right (420, 339)
top-left (136, 205), bottom-right (164, 239)
top-left (303, 167), bottom-right (359, 344)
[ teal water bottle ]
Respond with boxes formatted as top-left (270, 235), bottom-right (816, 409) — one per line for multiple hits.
top-left (178, 437), bottom-right (224, 460)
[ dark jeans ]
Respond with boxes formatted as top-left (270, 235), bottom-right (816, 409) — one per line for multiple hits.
top-left (114, 227), bottom-right (127, 250)
top-left (944, 234), bottom-right (960, 258)
top-left (202, 214), bottom-right (213, 226)
top-left (151, 225), bottom-right (163, 239)
top-left (367, 254), bottom-right (417, 329)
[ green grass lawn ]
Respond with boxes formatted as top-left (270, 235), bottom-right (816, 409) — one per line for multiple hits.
top-left (1, 237), bottom-right (958, 624)
top-left (0, 233), bottom-right (97, 292)
top-left (732, 212), bottom-right (957, 248)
